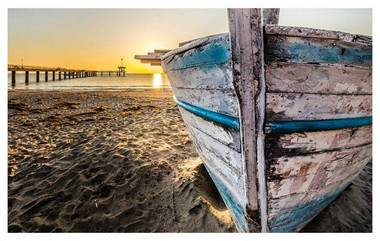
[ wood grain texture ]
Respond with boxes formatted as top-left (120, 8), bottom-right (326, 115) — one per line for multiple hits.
top-left (161, 33), bottom-right (230, 71)
top-left (267, 144), bottom-right (371, 183)
top-left (179, 107), bottom-right (241, 152)
top-left (263, 9), bottom-right (280, 25)
top-left (267, 153), bottom-right (369, 232)
top-left (183, 116), bottom-right (245, 203)
top-left (265, 35), bottom-right (372, 66)
top-left (268, 183), bottom-right (349, 232)
top-left (266, 93), bottom-right (372, 121)
top-left (266, 125), bottom-right (372, 158)
top-left (172, 87), bottom-right (238, 116)
top-left (165, 62), bottom-right (234, 90)
top-left (265, 25), bottom-right (372, 47)
top-left (266, 62), bottom-right (372, 95)
top-left (228, 9), bottom-right (265, 230)
top-left (204, 165), bottom-right (249, 232)
top-left (267, 172), bottom-right (358, 221)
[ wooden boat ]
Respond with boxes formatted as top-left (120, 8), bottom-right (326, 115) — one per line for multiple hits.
top-left (160, 9), bottom-right (372, 232)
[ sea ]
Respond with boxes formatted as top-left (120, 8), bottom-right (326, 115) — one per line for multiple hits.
top-left (8, 72), bottom-right (170, 90)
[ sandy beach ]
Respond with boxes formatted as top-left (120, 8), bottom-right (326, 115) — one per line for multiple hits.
top-left (8, 89), bottom-right (371, 232)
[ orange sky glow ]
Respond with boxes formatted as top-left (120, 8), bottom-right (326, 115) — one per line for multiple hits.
top-left (8, 9), bottom-right (371, 74)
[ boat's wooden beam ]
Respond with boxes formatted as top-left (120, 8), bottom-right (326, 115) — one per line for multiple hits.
top-left (228, 8), bottom-right (266, 232)
top-left (135, 49), bottom-right (172, 66)
top-left (140, 59), bottom-right (162, 65)
top-left (263, 8), bottom-right (280, 25)
top-left (154, 49), bottom-right (171, 54)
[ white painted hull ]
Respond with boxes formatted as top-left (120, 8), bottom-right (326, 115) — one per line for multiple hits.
top-left (161, 26), bottom-right (372, 232)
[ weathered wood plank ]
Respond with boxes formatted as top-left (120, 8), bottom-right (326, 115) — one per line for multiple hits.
top-left (172, 87), bottom-right (239, 117)
top-left (265, 35), bottom-right (372, 66)
top-left (161, 33), bottom-right (230, 71)
top-left (267, 170), bottom-right (358, 220)
top-left (266, 93), bottom-right (372, 121)
top-left (263, 9), bottom-right (280, 25)
top-left (265, 25), bottom-right (372, 47)
top-left (267, 155), bottom-right (369, 232)
top-left (266, 62), bottom-right (372, 95)
top-left (165, 62), bottom-right (234, 90)
top-left (267, 144), bottom-right (371, 180)
top-left (179, 107), bottom-right (241, 152)
top-left (267, 159), bottom-right (369, 218)
top-left (204, 165), bottom-right (248, 232)
top-left (185, 121), bottom-right (245, 202)
top-left (268, 183), bottom-right (349, 232)
top-left (228, 8), bottom-right (265, 230)
top-left (266, 125), bottom-right (372, 158)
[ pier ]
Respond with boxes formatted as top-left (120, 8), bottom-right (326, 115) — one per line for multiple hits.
top-left (134, 49), bottom-right (171, 66)
top-left (8, 64), bottom-right (127, 86)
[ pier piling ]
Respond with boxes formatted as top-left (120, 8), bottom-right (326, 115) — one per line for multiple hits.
top-left (45, 71), bottom-right (48, 82)
top-left (36, 71), bottom-right (40, 83)
top-left (52, 71), bottom-right (55, 81)
top-left (59, 72), bottom-right (61, 80)
top-left (25, 71), bottom-right (29, 84)
top-left (11, 71), bottom-right (16, 86)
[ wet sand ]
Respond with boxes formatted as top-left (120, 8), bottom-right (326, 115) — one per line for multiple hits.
top-left (8, 89), bottom-right (371, 232)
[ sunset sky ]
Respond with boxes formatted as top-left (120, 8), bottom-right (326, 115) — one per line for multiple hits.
top-left (8, 9), bottom-right (372, 74)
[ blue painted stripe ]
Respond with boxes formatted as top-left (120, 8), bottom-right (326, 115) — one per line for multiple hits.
top-left (267, 40), bottom-right (372, 65)
top-left (175, 99), bottom-right (371, 133)
top-left (175, 98), bottom-right (240, 130)
top-left (266, 116), bottom-right (372, 134)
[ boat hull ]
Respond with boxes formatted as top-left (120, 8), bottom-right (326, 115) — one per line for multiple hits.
top-left (161, 26), bottom-right (372, 232)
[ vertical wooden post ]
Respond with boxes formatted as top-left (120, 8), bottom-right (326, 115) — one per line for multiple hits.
top-left (59, 72), bottom-right (61, 80)
top-left (52, 71), bottom-right (55, 81)
top-left (25, 71), bottom-right (29, 84)
top-left (228, 8), bottom-right (266, 232)
top-left (263, 8), bottom-right (280, 25)
top-left (101, 72), bottom-right (103, 77)
top-left (109, 72), bottom-right (111, 76)
top-left (36, 71), bottom-right (40, 83)
top-left (45, 71), bottom-right (48, 82)
top-left (64, 72), bottom-right (66, 79)
top-left (11, 71), bottom-right (16, 86)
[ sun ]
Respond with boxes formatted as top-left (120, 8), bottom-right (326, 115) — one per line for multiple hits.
top-left (152, 73), bottom-right (162, 88)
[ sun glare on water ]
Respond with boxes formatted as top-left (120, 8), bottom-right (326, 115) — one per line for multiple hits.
top-left (152, 73), bottom-right (163, 88)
